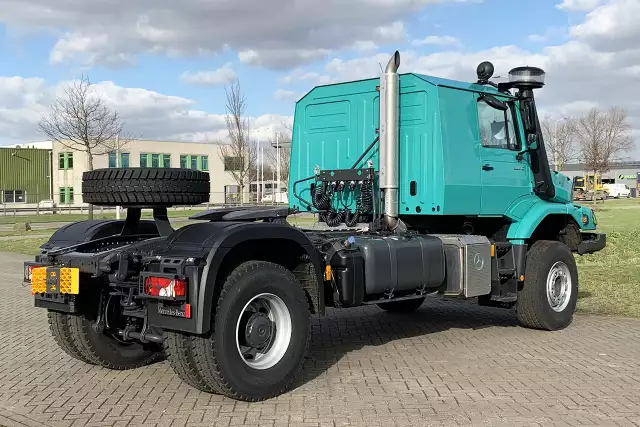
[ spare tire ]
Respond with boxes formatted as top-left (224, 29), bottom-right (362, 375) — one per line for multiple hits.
top-left (82, 168), bottom-right (210, 207)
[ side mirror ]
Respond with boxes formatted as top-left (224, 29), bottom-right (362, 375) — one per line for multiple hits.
top-left (527, 134), bottom-right (538, 150)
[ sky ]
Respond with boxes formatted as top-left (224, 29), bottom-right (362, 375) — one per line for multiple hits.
top-left (0, 0), bottom-right (638, 156)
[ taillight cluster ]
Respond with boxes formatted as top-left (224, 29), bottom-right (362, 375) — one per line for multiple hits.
top-left (144, 276), bottom-right (187, 298)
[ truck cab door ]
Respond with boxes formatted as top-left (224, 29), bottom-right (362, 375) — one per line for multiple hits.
top-left (476, 96), bottom-right (532, 215)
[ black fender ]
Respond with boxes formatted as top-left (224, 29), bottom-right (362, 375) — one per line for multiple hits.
top-left (159, 221), bottom-right (325, 334)
top-left (40, 219), bottom-right (159, 252)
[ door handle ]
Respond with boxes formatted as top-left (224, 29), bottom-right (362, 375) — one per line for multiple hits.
top-left (482, 164), bottom-right (494, 171)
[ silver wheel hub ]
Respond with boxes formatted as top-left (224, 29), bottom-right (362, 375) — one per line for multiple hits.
top-left (546, 261), bottom-right (572, 312)
top-left (235, 293), bottom-right (292, 370)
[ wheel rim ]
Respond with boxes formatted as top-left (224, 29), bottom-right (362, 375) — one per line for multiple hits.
top-left (235, 293), bottom-right (292, 370)
top-left (546, 261), bottom-right (572, 312)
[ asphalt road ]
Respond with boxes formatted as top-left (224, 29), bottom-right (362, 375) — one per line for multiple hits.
top-left (1, 251), bottom-right (640, 427)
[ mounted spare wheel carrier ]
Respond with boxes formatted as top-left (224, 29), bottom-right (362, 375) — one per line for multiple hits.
top-left (24, 51), bottom-right (606, 402)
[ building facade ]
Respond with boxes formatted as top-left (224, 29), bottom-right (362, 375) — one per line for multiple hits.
top-left (558, 161), bottom-right (640, 196)
top-left (2, 139), bottom-right (247, 207)
top-left (0, 147), bottom-right (52, 206)
top-left (53, 139), bottom-right (244, 205)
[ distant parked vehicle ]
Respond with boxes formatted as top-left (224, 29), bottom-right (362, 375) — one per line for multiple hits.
top-left (604, 183), bottom-right (631, 198)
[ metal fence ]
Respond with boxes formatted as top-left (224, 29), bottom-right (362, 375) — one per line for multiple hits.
top-left (0, 192), bottom-right (287, 217)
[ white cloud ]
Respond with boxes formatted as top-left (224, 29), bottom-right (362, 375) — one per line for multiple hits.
top-left (411, 35), bottom-right (461, 47)
top-left (279, 69), bottom-right (332, 86)
top-left (318, 0), bottom-right (640, 153)
top-left (180, 63), bottom-right (237, 86)
top-left (528, 27), bottom-right (567, 43)
top-left (556, 0), bottom-right (601, 11)
top-left (273, 89), bottom-right (301, 102)
top-left (0, 77), bottom-right (291, 145)
top-left (0, 0), bottom-right (465, 70)
top-left (351, 40), bottom-right (379, 52)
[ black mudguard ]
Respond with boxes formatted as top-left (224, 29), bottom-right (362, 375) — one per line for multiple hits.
top-left (40, 219), bottom-right (159, 252)
top-left (155, 221), bottom-right (325, 334)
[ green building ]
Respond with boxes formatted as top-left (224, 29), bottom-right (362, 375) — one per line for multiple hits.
top-left (0, 147), bottom-right (52, 204)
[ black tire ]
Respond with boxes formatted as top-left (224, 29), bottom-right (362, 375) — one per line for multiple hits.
top-left (48, 311), bottom-right (97, 365)
top-left (185, 261), bottom-right (311, 401)
top-left (517, 240), bottom-right (578, 331)
top-left (376, 297), bottom-right (426, 312)
top-left (48, 310), bottom-right (162, 369)
top-left (81, 168), bottom-right (210, 207)
top-left (163, 332), bottom-right (216, 392)
top-left (67, 313), bottom-right (163, 369)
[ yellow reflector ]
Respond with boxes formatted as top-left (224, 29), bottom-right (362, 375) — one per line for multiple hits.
top-left (325, 265), bottom-right (332, 281)
top-left (60, 268), bottom-right (80, 294)
top-left (490, 244), bottom-right (495, 257)
top-left (30, 267), bottom-right (47, 294)
top-left (30, 267), bottom-right (79, 295)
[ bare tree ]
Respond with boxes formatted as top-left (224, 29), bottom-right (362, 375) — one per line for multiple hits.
top-left (541, 115), bottom-right (577, 171)
top-left (217, 79), bottom-right (256, 204)
top-left (572, 107), bottom-right (635, 177)
top-left (264, 122), bottom-right (292, 190)
top-left (38, 74), bottom-right (132, 219)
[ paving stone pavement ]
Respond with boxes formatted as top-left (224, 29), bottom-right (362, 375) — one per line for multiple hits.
top-left (1, 251), bottom-right (640, 427)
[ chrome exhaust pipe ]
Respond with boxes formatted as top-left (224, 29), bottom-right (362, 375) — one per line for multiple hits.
top-left (379, 51), bottom-right (405, 231)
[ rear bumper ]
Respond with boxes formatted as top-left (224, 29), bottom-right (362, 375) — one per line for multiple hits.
top-left (577, 232), bottom-right (606, 254)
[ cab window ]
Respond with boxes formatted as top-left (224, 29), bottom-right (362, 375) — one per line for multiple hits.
top-left (477, 99), bottom-right (519, 150)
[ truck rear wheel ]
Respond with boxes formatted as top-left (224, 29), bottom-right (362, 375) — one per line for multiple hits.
top-left (517, 240), bottom-right (578, 331)
top-left (48, 309), bottom-right (162, 369)
top-left (81, 168), bottom-right (210, 207)
top-left (48, 311), bottom-right (97, 365)
top-left (186, 261), bottom-right (311, 401)
top-left (377, 297), bottom-right (426, 312)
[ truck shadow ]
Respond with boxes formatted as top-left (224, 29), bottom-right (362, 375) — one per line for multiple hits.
top-left (295, 297), bottom-right (518, 388)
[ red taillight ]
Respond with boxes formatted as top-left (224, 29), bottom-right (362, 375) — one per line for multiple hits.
top-left (144, 276), bottom-right (186, 298)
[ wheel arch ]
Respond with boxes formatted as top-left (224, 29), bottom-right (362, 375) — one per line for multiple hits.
top-left (197, 223), bottom-right (325, 334)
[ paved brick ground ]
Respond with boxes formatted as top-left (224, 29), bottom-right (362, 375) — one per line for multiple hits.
top-left (1, 251), bottom-right (640, 427)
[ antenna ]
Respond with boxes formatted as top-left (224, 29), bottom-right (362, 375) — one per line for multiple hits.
top-left (378, 62), bottom-right (384, 73)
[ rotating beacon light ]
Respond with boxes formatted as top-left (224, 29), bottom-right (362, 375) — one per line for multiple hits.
top-left (508, 66), bottom-right (546, 90)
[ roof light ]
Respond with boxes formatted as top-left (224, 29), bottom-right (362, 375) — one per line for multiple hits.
top-left (508, 66), bottom-right (546, 89)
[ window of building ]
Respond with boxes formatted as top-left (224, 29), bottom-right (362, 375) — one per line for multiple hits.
top-left (180, 155), bottom-right (188, 168)
top-left (140, 153), bottom-right (171, 168)
top-left (108, 152), bottom-right (130, 168)
top-left (3, 190), bottom-right (25, 203)
top-left (224, 156), bottom-right (244, 171)
top-left (477, 99), bottom-right (519, 150)
top-left (58, 152), bottom-right (73, 170)
top-left (190, 156), bottom-right (198, 170)
top-left (201, 155), bottom-right (208, 171)
top-left (108, 152), bottom-right (117, 168)
top-left (59, 187), bottom-right (74, 204)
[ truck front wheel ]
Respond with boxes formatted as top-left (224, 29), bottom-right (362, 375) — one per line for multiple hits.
top-left (517, 240), bottom-right (579, 331)
top-left (186, 261), bottom-right (311, 401)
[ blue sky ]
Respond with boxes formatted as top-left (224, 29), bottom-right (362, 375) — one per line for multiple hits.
top-left (0, 0), bottom-right (637, 157)
top-left (0, 0), bottom-right (572, 117)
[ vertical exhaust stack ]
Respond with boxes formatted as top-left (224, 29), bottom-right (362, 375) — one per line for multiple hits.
top-left (379, 51), bottom-right (405, 231)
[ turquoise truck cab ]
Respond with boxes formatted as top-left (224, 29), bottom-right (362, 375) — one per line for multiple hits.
top-left (288, 55), bottom-right (603, 252)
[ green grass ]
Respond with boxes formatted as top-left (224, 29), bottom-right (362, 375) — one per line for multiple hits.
top-left (2, 202), bottom-right (637, 317)
top-left (574, 198), bottom-right (640, 318)
top-left (0, 208), bottom-right (207, 225)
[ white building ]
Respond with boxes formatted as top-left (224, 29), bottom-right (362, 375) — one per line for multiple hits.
top-left (46, 139), bottom-right (245, 206)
